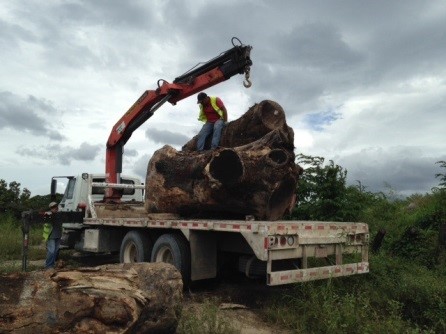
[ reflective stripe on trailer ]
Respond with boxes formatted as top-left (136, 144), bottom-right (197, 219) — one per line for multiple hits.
top-left (85, 219), bottom-right (254, 231)
top-left (84, 218), bottom-right (366, 235)
top-left (269, 222), bottom-right (368, 234)
top-left (267, 262), bottom-right (369, 286)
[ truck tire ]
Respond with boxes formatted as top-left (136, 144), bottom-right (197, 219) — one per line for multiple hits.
top-left (120, 230), bottom-right (152, 263)
top-left (151, 234), bottom-right (191, 285)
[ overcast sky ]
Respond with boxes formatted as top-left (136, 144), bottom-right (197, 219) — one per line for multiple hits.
top-left (1, 0), bottom-right (445, 198)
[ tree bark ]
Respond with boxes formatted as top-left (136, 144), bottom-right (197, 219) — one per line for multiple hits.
top-left (0, 263), bottom-right (183, 334)
top-left (145, 129), bottom-right (302, 220)
top-left (182, 100), bottom-right (294, 151)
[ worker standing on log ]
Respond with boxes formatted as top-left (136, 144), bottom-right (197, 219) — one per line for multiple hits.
top-left (196, 92), bottom-right (228, 151)
top-left (43, 201), bottom-right (62, 269)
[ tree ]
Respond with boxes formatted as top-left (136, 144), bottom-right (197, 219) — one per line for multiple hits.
top-left (0, 179), bottom-right (31, 219)
top-left (290, 154), bottom-right (377, 222)
top-left (291, 154), bottom-right (348, 221)
top-left (435, 160), bottom-right (446, 189)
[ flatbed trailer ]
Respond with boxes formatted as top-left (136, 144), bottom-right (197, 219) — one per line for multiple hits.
top-left (72, 208), bottom-right (369, 286)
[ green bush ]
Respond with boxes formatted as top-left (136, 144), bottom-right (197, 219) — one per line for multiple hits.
top-left (364, 254), bottom-right (446, 332)
top-left (263, 278), bottom-right (418, 334)
top-left (262, 253), bottom-right (445, 333)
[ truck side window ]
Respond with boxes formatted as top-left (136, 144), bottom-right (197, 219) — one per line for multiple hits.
top-left (64, 178), bottom-right (76, 200)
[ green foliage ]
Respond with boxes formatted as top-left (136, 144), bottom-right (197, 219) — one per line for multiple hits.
top-left (0, 214), bottom-right (23, 260)
top-left (370, 190), bottom-right (446, 268)
top-left (435, 160), bottom-right (446, 189)
top-left (0, 179), bottom-right (31, 218)
top-left (264, 276), bottom-right (420, 333)
top-left (264, 253), bottom-right (445, 333)
top-left (365, 254), bottom-right (446, 332)
top-left (26, 193), bottom-right (63, 211)
top-left (0, 216), bottom-right (43, 262)
top-left (292, 154), bottom-right (378, 222)
top-left (292, 154), bottom-right (446, 268)
top-left (292, 154), bottom-right (347, 221)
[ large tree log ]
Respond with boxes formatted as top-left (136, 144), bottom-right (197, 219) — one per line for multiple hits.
top-left (0, 263), bottom-right (183, 334)
top-left (145, 129), bottom-right (302, 220)
top-left (182, 100), bottom-right (294, 151)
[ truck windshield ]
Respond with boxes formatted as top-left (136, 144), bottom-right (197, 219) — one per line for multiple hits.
top-left (62, 177), bottom-right (76, 201)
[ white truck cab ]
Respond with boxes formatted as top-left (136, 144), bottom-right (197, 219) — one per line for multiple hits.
top-left (52, 173), bottom-right (144, 212)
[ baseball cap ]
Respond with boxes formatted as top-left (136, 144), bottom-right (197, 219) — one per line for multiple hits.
top-left (49, 202), bottom-right (58, 209)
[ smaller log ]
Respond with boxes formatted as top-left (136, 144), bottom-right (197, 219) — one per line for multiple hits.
top-left (0, 263), bottom-right (183, 334)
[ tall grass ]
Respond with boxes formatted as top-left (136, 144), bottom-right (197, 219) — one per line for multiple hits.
top-left (0, 214), bottom-right (45, 261)
top-left (263, 278), bottom-right (419, 333)
top-left (368, 255), bottom-right (446, 332)
top-left (262, 254), bottom-right (445, 333)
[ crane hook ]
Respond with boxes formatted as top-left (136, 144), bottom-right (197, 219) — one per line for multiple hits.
top-left (243, 67), bottom-right (252, 88)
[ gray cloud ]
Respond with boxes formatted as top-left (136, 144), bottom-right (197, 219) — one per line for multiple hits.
top-left (16, 142), bottom-right (101, 165)
top-left (129, 154), bottom-right (152, 182)
top-left (1, 1), bottom-right (446, 197)
top-left (0, 91), bottom-right (65, 140)
top-left (337, 147), bottom-right (445, 196)
top-left (124, 149), bottom-right (138, 158)
top-left (145, 128), bottom-right (190, 146)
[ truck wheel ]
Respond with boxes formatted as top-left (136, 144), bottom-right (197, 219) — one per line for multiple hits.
top-left (120, 230), bottom-right (152, 263)
top-left (151, 234), bottom-right (191, 284)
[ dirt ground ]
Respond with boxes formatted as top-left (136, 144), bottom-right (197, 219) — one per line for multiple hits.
top-left (183, 301), bottom-right (291, 334)
top-left (184, 277), bottom-right (293, 334)
top-left (0, 254), bottom-right (292, 334)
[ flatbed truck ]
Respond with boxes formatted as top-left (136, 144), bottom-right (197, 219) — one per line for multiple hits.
top-left (55, 173), bottom-right (369, 286)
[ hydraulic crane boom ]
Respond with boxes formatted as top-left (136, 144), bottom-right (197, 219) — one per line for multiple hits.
top-left (105, 37), bottom-right (253, 202)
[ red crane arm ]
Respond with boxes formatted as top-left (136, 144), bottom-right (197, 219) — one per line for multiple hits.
top-left (105, 38), bottom-right (252, 201)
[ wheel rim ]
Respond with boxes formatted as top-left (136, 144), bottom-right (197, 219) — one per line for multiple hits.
top-left (124, 241), bottom-right (138, 263)
top-left (155, 245), bottom-right (174, 264)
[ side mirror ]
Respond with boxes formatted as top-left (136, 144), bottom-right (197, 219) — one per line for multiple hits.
top-left (50, 179), bottom-right (57, 200)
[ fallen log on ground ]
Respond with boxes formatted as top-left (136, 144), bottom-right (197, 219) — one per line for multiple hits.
top-left (0, 263), bottom-right (183, 334)
top-left (145, 129), bottom-right (302, 220)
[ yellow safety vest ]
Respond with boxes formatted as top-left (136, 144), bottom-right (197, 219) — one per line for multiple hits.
top-left (198, 96), bottom-right (224, 122)
top-left (43, 223), bottom-right (52, 241)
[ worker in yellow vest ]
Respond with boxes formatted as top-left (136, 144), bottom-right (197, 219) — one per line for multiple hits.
top-left (196, 92), bottom-right (228, 151)
top-left (43, 201), bottom-right (62, 269)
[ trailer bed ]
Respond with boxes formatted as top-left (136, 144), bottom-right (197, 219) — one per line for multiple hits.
top-left (81, 217), bottom-right (369, 285)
